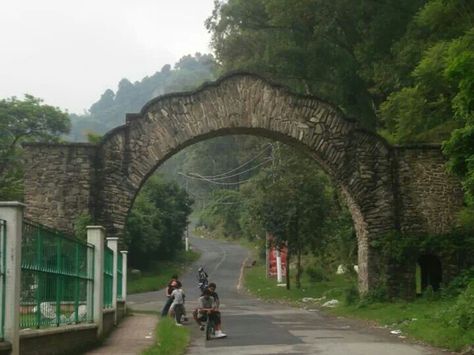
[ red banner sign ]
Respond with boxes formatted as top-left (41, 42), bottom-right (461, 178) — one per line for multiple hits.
top-left (267, 234), bottom-right (287, 277)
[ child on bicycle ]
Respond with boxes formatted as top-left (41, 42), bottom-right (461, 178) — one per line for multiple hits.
top-left (193, 288), bottom-right (226, 338)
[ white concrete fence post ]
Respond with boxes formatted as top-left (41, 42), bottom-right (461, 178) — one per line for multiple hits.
top-left (0, 202), bottom-right (24, 355)
top-left (107, 237), bottom-right (118, 324)
top-left (120, 251), bottom-right (128, 303)
top-left (87, 226), bottom-right (105, 338)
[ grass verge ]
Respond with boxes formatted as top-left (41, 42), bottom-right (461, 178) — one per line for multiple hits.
top-left (244, 263), bottom-right (474, 352)
top-left (128, 250), bottom-right (200, 294)
top-left (142, 318), bottom-right (190, 355)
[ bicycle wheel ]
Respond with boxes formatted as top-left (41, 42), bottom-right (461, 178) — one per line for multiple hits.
top-left (205, 321), bottom-right (212, 340)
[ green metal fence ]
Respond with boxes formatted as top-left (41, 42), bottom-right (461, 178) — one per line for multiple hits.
top-left (20, 220), bottom-right (94, 329)
top-left (117, 252), bottom-right (123, 301)
top-left (103, 246), bottom-right (113, 308)
top-left (0, 219), bottom-right (6, 339)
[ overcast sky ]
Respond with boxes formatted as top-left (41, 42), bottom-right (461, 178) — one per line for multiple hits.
top-left (0, 0), bottom-right (215, 114)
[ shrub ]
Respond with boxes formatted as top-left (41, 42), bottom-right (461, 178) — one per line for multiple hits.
top-left (450, 281), bottom-right (474, 330)
top-left (443, 267), bottom-right (474, 297)
top-left (306, 265), bottom-right (328, 282)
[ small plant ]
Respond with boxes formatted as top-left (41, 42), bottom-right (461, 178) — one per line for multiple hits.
top-left (357, 287), bottom-right (388, 307)
top-left (422, 285), bottom-right (438, 301)
top-left (343, 285), bottom-right (359, 305)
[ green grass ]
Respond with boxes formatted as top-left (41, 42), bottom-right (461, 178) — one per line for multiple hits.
top-left (244, 263), bottom-right (474, 352)
top-left (128, 250), bottom-right (200, 294)
top-left (331, 299), bottom-right (474, 351)
top-left (142, 318), bottom-right (190, 355)
top-left (244, 264), bottom-right (355, 305)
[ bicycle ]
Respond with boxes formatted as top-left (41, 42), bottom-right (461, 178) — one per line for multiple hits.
top-left (199, 308), bottom-right (217, 340)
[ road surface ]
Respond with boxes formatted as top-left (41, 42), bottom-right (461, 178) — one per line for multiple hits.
top-left (128, 236), bottom-right (448, 355)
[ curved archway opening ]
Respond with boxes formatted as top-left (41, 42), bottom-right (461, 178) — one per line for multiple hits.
top-left (124, 133), bottom-right (361, 293)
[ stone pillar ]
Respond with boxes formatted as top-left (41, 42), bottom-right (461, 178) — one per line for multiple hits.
top-left (120, 251), bottom-right (128, 303)
top-left (107, 237), bottom-right (118, 324)
top-left (0, 202), bottom-right (24, 355)
top-left (87, 226), bottom-right (105, 338)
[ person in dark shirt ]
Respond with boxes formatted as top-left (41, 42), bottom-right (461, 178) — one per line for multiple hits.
top-left (161, 275), bottom-right (181, 317)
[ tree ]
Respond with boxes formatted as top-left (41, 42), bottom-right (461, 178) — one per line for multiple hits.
top-left (124, 175), bottom-right (193, 269)
top-left (206, 0), bottom-right (426, 129)
top-left (0, 95), bottom-right (70, 200)
top-left (199, 189), bottom-right (242, 237)
top-left (442, 28), bottom-right (474, 227)
top-left (379, 0), bottom-right (473, 143)
top-left (243, 144), bottom-right (332, 288)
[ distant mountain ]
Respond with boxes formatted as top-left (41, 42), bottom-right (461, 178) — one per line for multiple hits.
top-left (68, 53), bottom-right (217, 141)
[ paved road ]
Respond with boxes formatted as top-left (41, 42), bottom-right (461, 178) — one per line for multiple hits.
top-left (128, 237), bottom-right (448, 355)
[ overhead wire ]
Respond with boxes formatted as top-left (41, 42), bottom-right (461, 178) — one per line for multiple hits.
top-left (196, 143), bottom-right (273, 179)
top-left (189, 158), bottom-right (272, 181)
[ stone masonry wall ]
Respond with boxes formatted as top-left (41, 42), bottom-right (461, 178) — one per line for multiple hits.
top-left (395, 145), bottom-right (464, 235)
top-left (23, 143), bottom-right (98, 232)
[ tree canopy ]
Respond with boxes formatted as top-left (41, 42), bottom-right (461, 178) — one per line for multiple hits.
top-left (0, 95), bottom-right (70, 200)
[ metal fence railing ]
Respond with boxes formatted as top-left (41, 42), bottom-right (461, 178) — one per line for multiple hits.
top-left (0, 220), bottom-right (6, 339)
top-left (20, 220), bottom-right (94, 329)
top-left (103, 246), bottom-right (113, 309)
top-left (117, 252), bottom-right (123, 301)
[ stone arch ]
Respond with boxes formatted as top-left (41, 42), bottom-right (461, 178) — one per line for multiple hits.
top-left (94, 73), bottom-right (396, 292)
top-left (22, 72), bottom-right (464, 295)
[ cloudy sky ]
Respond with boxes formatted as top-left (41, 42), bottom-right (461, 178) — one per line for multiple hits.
top-left (0, 0), bottom-right (215, 114)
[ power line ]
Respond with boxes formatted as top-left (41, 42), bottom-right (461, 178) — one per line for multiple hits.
top-left (178, 171), bottom-right (264, 186)
top-left (197, 143), bottom-right (273, 179)
top-left (189, 158), bottom-right (272, 182)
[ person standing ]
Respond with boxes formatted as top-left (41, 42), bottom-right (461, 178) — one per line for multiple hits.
top-left (161, 275), bottom-right (181, 317)
top-left (169, 282), bottom-right (185, 326)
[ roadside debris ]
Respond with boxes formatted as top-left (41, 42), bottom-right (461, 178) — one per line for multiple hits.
top-left (322, 299), bottom-right (339, 307)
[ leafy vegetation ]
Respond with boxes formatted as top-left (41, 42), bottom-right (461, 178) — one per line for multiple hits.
top-left (0, 95), bottom-right (70, 200)
top-left (125, 175), bottom-right (193, 270)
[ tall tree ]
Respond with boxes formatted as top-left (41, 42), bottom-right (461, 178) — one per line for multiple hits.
top-left (206, 0), bottom-right (426, 129)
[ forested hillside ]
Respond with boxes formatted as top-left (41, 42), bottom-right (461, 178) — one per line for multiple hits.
top-left (68, 53), bottom-right (217, 141)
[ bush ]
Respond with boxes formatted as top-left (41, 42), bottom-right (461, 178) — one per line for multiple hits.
top-left (306, 265), bottom-right (329, 282)
top-left (443, 267), bottom-right (474, 297)
top-left (450, 281), bottom-right (474, 330)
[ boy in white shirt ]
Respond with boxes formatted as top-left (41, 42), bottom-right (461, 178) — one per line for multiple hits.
top-left (169, 281), bottom-right (185, 326)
